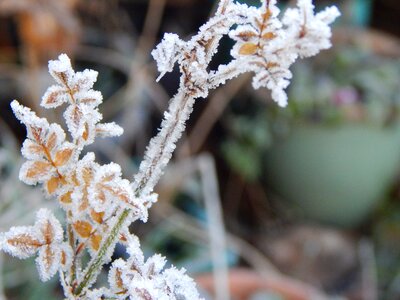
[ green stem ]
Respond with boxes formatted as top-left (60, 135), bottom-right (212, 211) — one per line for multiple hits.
top-left (67, 224), bottom-right (76, 283)
top-left (73, 209), bottom-right (130, 296)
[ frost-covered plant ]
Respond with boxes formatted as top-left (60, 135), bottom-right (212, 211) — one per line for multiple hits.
top-left (0, 0), bottom-right (339, 299)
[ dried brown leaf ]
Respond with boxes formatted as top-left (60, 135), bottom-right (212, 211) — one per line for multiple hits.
top-left (73, 220), bottom-right (93, 238)
top-left (25, 141), bottom-right (44, 156)
top-left (25, 161), bottom-right (53, 180)
top-left (46, 176), bottom-right (60, 194)
top-left (90, 210), bottom-right (104, 224)
top-left (54, 147), bottom-right (74, 167)
top-left (239, 43), bottom-right (258, 55)
top-left (46, 132), bottom-right (58, 152)
top-left (7, 234), bottom-right (42, 249)
top-left (60, 191), bottom-right (72, 204)
top-left (262, 32), bottom-right (276, 40)
top-left (90, 234), bottom-right (102, 251)
top-left (42, 89), bottom-right (64, 107)
top-left (41, 220), bottom-right (54, 244)
top-left (82, 122), bottom-right (89, 141)
top-left (235, 31), bottom-right (257, 42)
top-left (115, 268), bottom-right (124, 289)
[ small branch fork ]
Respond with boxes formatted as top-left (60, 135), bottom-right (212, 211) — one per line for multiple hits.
top-left (72, 1), bottom-right (238, 296)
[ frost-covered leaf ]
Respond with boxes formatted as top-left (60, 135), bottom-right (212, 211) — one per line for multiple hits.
top-left (282, 0), bottom-right (340, 58)
top-left (151, 33), bottom-right (184, 81)
top-left (35, 209), bottom-right (64, 245)
top-left (21, 139), bottom-right (45, 160)
top-left (41, 85), bottom-right (69, 108)
top-left (0, 209), bottom-right (65, 282)
top-left (46, 176), bottom-right (62, 195)
top-left (60, 191), bottom-right (73, 204)
top-left (36, 244), bottom-right (62, 282)
top-left (41, 54), bottom-right (124, 147)
top-left (12, 100), bottom-right (76, 189)
top-left (73, 220), bottom-right (93, 238)
top-left (48, 54), bottom-right (74, 87)
top-left (109, 235), bottom-right (202, 300)
top-left (90, 234), bottom-right (102, 251)
top-left (238, 42), bottom-right (258, 55)
top-left (11, 100), bottom-right (49, 143)
top-left (60, 243), bottom-right (73, 271)
top-left (95, 122), bottom-right (124, 138)
top-left (64, 104), bottom-right (84, 138)
top-left (0, 226), bottom-right (41, 259)
top-left (53, 143), bottom-right (75, 167)
top-left (88, 163), bottom-right (137, 214)
top-left (75, 90), bottom-right (102, 107)
top-left (71, 152), bottom-right (97, 214)
top-left (19, 160), bottom-right (55, 185)
top-left (45, 124), bottom-right (66, 152)
top-left (90, 209), bottom-right (104, 224)
top-left (71, 69), bottom-right (98, 92)
top-left (34, 209), bottom-right (65, 282)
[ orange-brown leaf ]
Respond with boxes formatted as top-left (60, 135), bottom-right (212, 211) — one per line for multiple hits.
top-left (25, 161), bottom-right (53, 180)
top-left (43, 245), bottom-right (53, 269)
top-left (60, 191), bottom-right (72, 204)
top-left (82, 167), bottom-right (93, 185)
top-left (78, 193), bottom-right (89, 212)
top-left (266, 62), bottom-right (279, 68)
top-left (73, 220), bottom-right (93, 238)
top-left (239, 43), bottom-right (258, 55)
top-left (90, 234), bottom-right (102, 251)
top-left (42, 89), bottom-right (64, 107)
top-left (54, 147), bottom-right (74, 167)
top-left (90, 210), bottom-right (104, 224)
top-left (97, 190), bottom-right (106, 204)
top-left (82, 123), bottom-right (89, 141)
top-left (8, 234), bottom-right (42, 248)
top-left (46, 132), bottom-right (58, 152)
top-left (113, 189), bottom-right (130, 204)
top-left (30, 127), bottom-right (44, 144)
top-left (262, 9), bottom-right (272, 21)
top-left (115, 268), bottom-right (124, 289)
top-left (41, 220), bottom-right (54, 244)
top-left (25, 141), bottom-right (44, 156)
top-left (262, 32), bottom-right (276, 40)
top-left (103, 185), bottom-right (130, 204)
top-left (235, 31), bottom-right (257, 42)
top-left (46, 176), bottom-right (60, 194)
top-left (61, 250), bottom-right (66, 266)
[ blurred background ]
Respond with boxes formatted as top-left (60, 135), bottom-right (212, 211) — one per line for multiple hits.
top-left (0, 0), bottom-right (400, 299)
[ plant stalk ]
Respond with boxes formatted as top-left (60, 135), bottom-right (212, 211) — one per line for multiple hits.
top-left (73, 209), bottom-right (131, 296)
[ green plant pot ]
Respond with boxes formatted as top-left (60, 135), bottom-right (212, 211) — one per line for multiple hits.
top-left (264, 123), bottom-right (400, 227)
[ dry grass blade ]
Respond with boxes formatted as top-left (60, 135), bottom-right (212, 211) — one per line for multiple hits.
top-left (197, 155), bottom-right (230, 300)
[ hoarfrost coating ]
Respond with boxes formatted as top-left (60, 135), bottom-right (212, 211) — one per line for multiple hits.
top-left (0, 0), bottom-right (339, 299)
